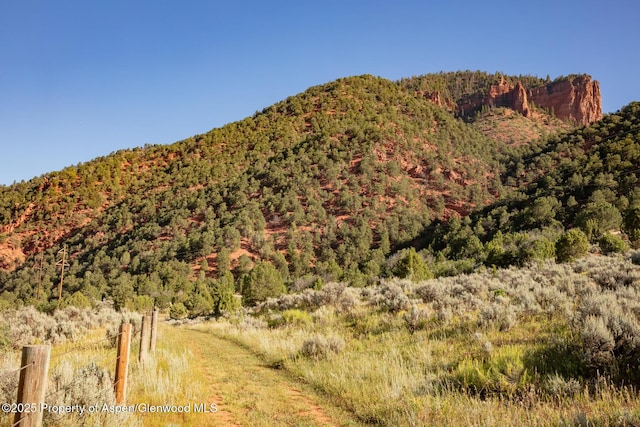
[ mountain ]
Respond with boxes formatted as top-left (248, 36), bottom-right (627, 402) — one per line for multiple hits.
top-left (424, 101), bottom-right (640, 268)
top-left (399, 71), bottom-right (602, 125)
top-left (0, 71), bottom-right (612, 313)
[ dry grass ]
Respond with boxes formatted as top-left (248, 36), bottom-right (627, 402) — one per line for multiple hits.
top-left (197, 254), bottom-right (640, 426)
top-left (4, 254), bottom-right (640, 426)
top-left (0, 307), bottom-right (207, 427)
top-left (473, 107), bottom-right (571, 147)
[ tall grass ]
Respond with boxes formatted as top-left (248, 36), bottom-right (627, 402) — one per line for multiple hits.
top-left (198, 254), bottom-right (640, 426)
top-left (0, 303), bottom-right (219, 426)
top-left (0, 305), bottom-right (142, 427)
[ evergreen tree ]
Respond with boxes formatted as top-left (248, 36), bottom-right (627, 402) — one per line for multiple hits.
top-left (393, 248), bottom-right (433, 281)
top-left (241, 261), bottom-right (286, 306)
top-left (556, 229), bottom-right (590, 262)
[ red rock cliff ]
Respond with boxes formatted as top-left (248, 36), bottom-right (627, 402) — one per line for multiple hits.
top-left (528, 75), bottom-right (602, 125)
top-left (455, 75), bottom-right (602, 126)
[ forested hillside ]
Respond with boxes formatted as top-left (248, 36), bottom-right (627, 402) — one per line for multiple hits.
top-left (425, 101), bottom-right (640, 268)
top-left (1, 72), bottom-right (628, 317)
top-left (399, 70), bottom-right (550, 108)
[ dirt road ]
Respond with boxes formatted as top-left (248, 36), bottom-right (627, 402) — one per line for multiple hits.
top-left (171, 326), bottom-right (361, 427)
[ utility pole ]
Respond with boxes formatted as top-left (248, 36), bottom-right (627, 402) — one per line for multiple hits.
top-left (36, 253), bottom-right (44, 300)
top-left (56, 246), bottom-right (69, 300)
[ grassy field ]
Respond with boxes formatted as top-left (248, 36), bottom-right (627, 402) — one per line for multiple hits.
top-left (192, 255), bottom-right (640, 426)
top-left (4, 254), bottom-right (640, 426)
top-left (0, 307), bottom-right (139, 427)
top-left (1, 307), bottom-right (358, 426)
top-left (0, 307), bottom-right (208, 427)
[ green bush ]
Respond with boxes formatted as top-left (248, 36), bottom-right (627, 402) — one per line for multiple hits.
top-left (282, 309), bottom-right (313, 326)
top-left (432, 258), bottom-right (476, 277)
top-left (520, 235), bottom-right (556, 263)
top-left (133, 295), bottom-right (155, 312)
top-left (628, 229), bottom-right (640, 249)
top-left (66, 291), bottom-right (93, 309)
top-left (575, 201), bottom-right (622, 241)
top-left (212, 272), bottom-right (240, 316)
top-left (556, 229), bottom-right (590, 262)
top-left (599, 233), bottom-right (629, 254)
top-left (393, 248), bottom-right (433, 281)
top-left (169, 302), bottom-right (188, 319)
top-left (241, 261), bottom-right (286, 306)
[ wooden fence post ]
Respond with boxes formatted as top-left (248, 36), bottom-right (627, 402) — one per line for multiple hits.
top-left (149, 309), bottom-right (159, 353)
top-left (14, 345), bottom-right (50, 427)
top-left (139, 314), bottom-right (151, 365)
top-left (114, 323), bottom-right (131, 404)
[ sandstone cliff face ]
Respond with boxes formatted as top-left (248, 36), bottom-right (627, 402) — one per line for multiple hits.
top-left (528, 76), bottom-right (602, 125)
top-left (512, 82), bottom-right (530, 118)
top-left (454, 75), bottom-right (602, 126)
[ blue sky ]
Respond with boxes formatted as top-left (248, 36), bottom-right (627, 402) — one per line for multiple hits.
top-left (1, 0), bottom-right (638, 185)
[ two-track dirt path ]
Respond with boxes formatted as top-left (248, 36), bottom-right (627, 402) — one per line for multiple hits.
top-left (171, 326), bottom-right (361, 427)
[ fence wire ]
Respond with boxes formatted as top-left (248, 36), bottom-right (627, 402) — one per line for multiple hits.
top-left (3, 322), bottom-right (147, 427)
top-left (49, 332), bottom-right (121, 360)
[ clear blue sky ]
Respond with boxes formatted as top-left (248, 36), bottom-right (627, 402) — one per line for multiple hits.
top-left (1, 0), bottom-right (638, 185)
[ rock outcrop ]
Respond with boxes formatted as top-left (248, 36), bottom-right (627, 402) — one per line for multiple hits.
top-left (528, 75), bottom-right (602, 125)
top-left (424, 91), bottom-right (456, 111)
top-left (455, 75), bottom-right (602, 126)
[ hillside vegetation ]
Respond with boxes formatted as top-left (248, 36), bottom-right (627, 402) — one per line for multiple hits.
top-left (2, 70), bottom-right (640, 425)
top-left (199, 253), bottom-right (640, 426)
top-left (0, 73), bottom-right (517, 309)
top-left (0, 72), bottom-right (637, 318)
top-left (399, 70), bottom-right (550, 107)
top-left (424, 101), bottom-right (640, 268)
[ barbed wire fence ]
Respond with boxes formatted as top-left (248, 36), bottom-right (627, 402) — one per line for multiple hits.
top-left (1, 310), bottom-right (159, 427)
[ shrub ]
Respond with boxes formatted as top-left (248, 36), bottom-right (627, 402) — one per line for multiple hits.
top-left (485, 231), bottom-right (556, 267)
top-left (369, 281), bottom-right (412, 313)
top-left (631, 250), bottom-right (640, 265)
top-left (520, 234), bottom-right (556, 264)
top-left (66, 291), bottom-right (93, 309)
top-left (575, 201), bottom-right (622, 240)
top-left (212, 271), bottom-right (241, 315)
top-left (1, 304), bottom-right (125, 349)
top-left (432, 258), bottom-right (476, 277)
top-left (46, 361), bottom-right (117, 425)
top-left (629, 229), bottom-right (640, 249)
top-left (477, 300), bottom-right (518, 331)
top-left (300, 334), bottom-right (345, 360)
top-left (282, 309), bottom-right (313, 327)
top-left (402, 304), bottom-right (430, 334)
top-left (134, 295), bottom-right (155, 312)
top-left (392, 248), bottom-right (433, 281)
top-left (577, 310), bottom-right (640, 384)
top-left (229, 311), bottom-right (268, 330)
top-left (598, 233), bottom-right (629, 254)
top-left (580, 315), bottom-right (615, 367)
top-left (169, 302), bottom-right (188, 319)
top-left (556, 229), bottom-right (590, 262)
top-left (241, 261), bottom-right (286, 306)
top-left (269, 309), bottom-right (313, 328)
top-left (0, 356), bottom-right (19, 412)
top-left (0, 322), bottom-right (10, 349)
top-left (570, 284), bottom-right (640, 384)
top-left (544, 374), bottom-right (581, 399)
